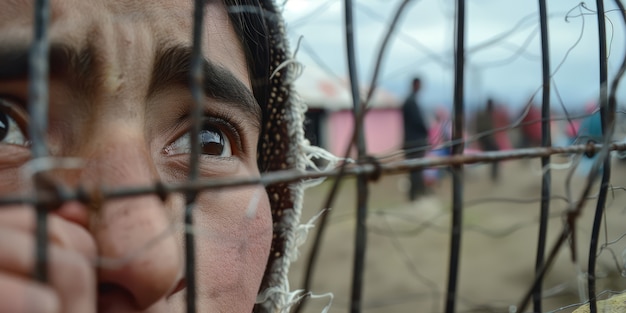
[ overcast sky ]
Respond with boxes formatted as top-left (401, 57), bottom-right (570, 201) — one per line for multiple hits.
top-left (282, 0), bottom-right (626, 113)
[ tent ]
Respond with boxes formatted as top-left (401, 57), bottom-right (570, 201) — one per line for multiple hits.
top-left (294, 65), bottom-right (402, 157)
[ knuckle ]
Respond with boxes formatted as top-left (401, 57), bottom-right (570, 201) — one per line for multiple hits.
top-left (0, 274), bottom-right (60, 313)
top-left (48, 215), bottom-right (94, 253)
top-left (52, 247), bottom-right (96, 294)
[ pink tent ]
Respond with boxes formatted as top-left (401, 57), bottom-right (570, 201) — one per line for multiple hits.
top-left (294, 66), bottom-right (402, 157)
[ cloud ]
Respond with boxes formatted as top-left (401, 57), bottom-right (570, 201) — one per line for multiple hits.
top-left (283, 0), bottom-right (626, 111)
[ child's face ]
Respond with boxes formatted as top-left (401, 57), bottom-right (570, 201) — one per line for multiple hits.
top-left (0, 0), bottom-right (272, 312)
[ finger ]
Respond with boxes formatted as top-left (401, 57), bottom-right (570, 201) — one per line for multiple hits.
top-left (0, 206), bottom-right (96, 260)
top-left (0, 227), bottom-right (96, 313)
top-left (0, 272), bottom-right (59, 313)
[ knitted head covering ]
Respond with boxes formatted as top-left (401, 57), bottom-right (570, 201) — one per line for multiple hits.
top-left (226, 1), bottom-right (312, 311)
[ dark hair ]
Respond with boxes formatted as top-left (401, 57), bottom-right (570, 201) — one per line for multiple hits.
top-left (223, 0), bottom-right (272, 172)
top-left (224, 0), bottom-right (270, 109)
top-left (411, 77), bottom-right (421, 92)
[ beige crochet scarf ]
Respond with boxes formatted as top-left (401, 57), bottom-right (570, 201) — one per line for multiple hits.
top-left (227, 1), bottom-right (331, 311)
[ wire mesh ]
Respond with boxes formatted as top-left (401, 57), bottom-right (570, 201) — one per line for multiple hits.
top-left (289, 1), bottom-right (626, 313)
top-left (2, 0), bottom-right (626, 313)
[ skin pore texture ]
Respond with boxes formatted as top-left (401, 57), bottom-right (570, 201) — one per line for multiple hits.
top-left (0, 0), bottom-right (273, 312)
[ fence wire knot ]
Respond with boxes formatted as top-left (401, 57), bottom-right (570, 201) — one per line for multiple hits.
top-left (585, 139), bottom-right (598, 158)
top-left (360, 155), bottom-right (382, 182)
top-left (33, 172), bottom-right (65, 212)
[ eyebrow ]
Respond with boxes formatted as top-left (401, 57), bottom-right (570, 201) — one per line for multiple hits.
top-left (149, 45), bottom-right (261, 130)
top-left (0, 42), bottom-right (95, 94)
top-left (0, 43), bottom-right (261, 130)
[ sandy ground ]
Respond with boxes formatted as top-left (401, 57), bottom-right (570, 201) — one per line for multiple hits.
top-left (287, 156), bottom-right (626, 313)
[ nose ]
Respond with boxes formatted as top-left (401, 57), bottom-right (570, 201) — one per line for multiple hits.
top-left (95, 193), bottom-right (182, 309)
top-left (76, 131), bottom-right (183, 309)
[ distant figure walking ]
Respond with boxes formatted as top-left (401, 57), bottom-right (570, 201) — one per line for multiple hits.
top-left (424, 107), bottom-right (452, 186)
top-left (519, 104), bottom-right (542, 148)
top-left (575, 102), bottom-right (604, 177)
top-left (475, 98), bottom-right (500, 181)
top-left (402, 77), bottom-right (430, 200)
top-left (577, 102), bottom-right (602, 150)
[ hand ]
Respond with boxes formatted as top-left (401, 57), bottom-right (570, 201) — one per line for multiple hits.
top-left (0, 207), bottom-right (97, 313)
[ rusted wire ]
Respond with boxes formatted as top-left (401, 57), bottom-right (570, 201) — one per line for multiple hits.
top-left (587, 1), bottom-right (626, 312)
top-left (1, 142), bottom-right (626, 209)
top-left (534, 1), bottom-right (552, 311)
top-left (518, 3), bottom-right (626, 311)
top-left (517, 133), bottom-right (613, 313)
top-left (293, 2), bottom-right (415, 311)
top-left (445, 0), bottom-right (465, 312)
top-left (184, 0), bottom-right (206, 311)
top-left (342, 0), bottom-right (369, 312)
top-left (28, 0), bottom-right (51, 283)
top-left (587, 1), bottom-right (610, 312)
top-left (362, 0), bottom-right (413, 107)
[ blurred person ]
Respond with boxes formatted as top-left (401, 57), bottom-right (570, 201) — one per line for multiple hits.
top-left (493, 100), bottom-right (512, 151)
top-left (577, 101), bottom-right (603, 150)
top-left (518, 103), bottom-right (542, 148)
top-left (563, 119), bottom-right (582, 146)
top-left (402, 77), bottom-right (430, 200)
top-left (475, 98), bottom-right (501, 181)
top-left (424, 107), bottom-right (451, 186)
top-left (0, 1), bottom-right (310, 312)
top-left (428, 107), bottom-right (452, 154)
top-left (574, 102), bottom-right (605, 177)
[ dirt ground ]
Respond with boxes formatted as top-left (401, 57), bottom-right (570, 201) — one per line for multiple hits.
top-left (288, 156), bottom-right (626, 313)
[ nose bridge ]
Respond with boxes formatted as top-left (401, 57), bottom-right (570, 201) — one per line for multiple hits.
top-left (82, 126), bottom-right (155, 188)
top-left (79, 127), bottom-right (183, 308)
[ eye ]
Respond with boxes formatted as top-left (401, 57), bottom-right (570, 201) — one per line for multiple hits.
top-left (198, 125), bottom-right (231, 156)
top-left (0, 99), bottom-right (29, 147)
top-left (165, 121), bottom-right (232, 157)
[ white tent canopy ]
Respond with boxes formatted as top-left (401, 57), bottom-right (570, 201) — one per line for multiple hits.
top-left (293, 65), bottom-right (400, 110)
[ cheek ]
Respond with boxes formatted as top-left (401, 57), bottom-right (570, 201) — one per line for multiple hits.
top-left (193, 187), bottom-right (272, 309)
top-left (0, 154), bottom-right (29, 195)
top-left (0, 168), bottom-right (20, 194)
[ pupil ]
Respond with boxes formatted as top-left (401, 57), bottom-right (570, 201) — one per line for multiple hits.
top-left (0, 111), bottom-right (8, 142)
top-left (199, 129), bottom-right (224, 155)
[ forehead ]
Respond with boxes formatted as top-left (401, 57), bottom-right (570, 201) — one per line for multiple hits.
top-left (0, 0), bottom-right (249, 85)
top-left (0, 0), bottom-right (197, 38)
